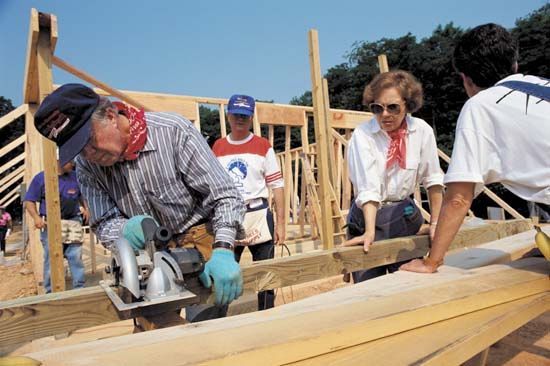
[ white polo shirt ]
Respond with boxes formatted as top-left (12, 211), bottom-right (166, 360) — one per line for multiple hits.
top-left (348, 115), bottom-right (444, 207)
top-left (445, 74), bottom-right (550, 204)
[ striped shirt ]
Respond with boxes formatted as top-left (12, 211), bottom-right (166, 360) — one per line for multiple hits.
top-left (76, 112), bottom-right (245, 248)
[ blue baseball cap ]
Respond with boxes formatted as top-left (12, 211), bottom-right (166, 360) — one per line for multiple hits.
top-left (34, 83), bottom-right (99, 166)
top-left (227, 94), bottom-right (255, 116)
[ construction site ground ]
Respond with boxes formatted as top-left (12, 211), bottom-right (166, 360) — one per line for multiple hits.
top-left (1, 226), bottom-right (548, 365)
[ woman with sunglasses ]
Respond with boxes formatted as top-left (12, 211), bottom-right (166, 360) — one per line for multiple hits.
top-left (342, 70), bottom-right (444, 283)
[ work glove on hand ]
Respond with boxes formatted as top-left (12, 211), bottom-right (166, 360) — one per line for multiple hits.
top-left (199, 248), bottom-right (243, 305)
top-left (6, 229), bottom-right (11, 238)
top-left (122, 215), bottom-right (157, 251)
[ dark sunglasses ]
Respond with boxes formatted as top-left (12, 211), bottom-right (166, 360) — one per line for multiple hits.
top-left (368, 103), bottom-right (403, 115)
top-left (231, 113), bottom-right (252, 120)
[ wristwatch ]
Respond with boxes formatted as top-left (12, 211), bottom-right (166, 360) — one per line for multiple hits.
top-left (212, 241), bottom-right (234, 251)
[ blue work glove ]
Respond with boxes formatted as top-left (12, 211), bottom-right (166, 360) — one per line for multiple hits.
top-left (403, 204), bottom-right (415, 217)
top-left (199, 248), bottom-right (243, 305)
top-left (121, 215), bottom-right (158, 250)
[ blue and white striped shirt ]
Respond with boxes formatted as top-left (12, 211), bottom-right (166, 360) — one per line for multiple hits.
top-left (76, 112), bottom-right (245, 248)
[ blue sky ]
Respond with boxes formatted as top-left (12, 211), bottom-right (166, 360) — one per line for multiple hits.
top-left (1, 0), bottom-right (547, 107)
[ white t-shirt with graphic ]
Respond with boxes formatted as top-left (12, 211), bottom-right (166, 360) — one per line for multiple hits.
top-left (213, 133), bottom-right (284, 203)
top-left (445, 74), bottom-right (550, 204)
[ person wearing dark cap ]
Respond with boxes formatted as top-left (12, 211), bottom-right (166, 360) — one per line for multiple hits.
top-left (34, 84), bottom-right (246, 319)
top-left (212, 94), bottom-right (285, 311)
top-left (401, 23), bottom-right (550, 273)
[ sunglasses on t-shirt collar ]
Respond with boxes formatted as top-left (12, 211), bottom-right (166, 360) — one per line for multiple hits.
top-left (368, 102), bottom-right (404, 115)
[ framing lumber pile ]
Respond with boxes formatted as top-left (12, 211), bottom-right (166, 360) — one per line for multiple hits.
top-left (23, 256), bottom-right (549, 365)
top-left (0, 220), bottom-right (533, 353)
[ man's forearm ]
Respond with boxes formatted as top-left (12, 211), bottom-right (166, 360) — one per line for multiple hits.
top-left (272, 187), bottom-right (285, 222)
top-left (429, 182), bottom-right (474, 261)
top-left (24, 201), bottom-right (41, 221)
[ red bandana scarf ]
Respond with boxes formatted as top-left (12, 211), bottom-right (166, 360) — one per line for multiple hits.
top-left (113, 101), bottom-right (147, 160)
top-left (386, 119), bottom-right (407, 169)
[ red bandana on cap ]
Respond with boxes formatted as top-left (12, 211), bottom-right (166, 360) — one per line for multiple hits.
top-left (113, 101), bottom-right (147, 160)
top-left (386, 119), bottom-right (407, 170)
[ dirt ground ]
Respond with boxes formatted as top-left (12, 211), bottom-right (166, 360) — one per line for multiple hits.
top-left (1, 227), bottom-right (548, 365)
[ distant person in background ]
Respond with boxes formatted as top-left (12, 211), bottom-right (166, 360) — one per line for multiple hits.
top-left (343, 70), bottom-right (444, 283)
top-left (213, 94), bottom-right (285, 310)
top-left (401, 23), bottom-right (550, 273)
top-left (0, 206), bottom-right (12, 256)
top-left (24, 160), bottom-right (88, 293)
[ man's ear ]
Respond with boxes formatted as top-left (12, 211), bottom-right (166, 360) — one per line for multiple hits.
top-left (459, 73), bottom-right (478, 98)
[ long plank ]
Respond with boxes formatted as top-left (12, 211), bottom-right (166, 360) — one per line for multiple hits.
top-left (24, 258), bottom-right (550, 365)
top-left (37, 19), bottom-right (65, 293)
top-left (292, 292), bottom-right (550, 366)
top-left (243, 219), bottom-right (531, 292)
top-left (0, 220), bottom-right (531, 350)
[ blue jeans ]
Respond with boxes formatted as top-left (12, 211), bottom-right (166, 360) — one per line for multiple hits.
top-left (40, 228), bottom-right (85, 293)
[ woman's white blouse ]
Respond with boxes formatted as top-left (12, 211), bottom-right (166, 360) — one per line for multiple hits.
top-left (348, 115), bottom-right (444, 207)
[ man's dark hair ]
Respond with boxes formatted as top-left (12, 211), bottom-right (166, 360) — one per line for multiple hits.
top-left (453, 23), bottom-right (519, 88)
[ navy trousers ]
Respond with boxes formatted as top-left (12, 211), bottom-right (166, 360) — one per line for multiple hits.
top-left (347, 198), bottom-right (424, 283)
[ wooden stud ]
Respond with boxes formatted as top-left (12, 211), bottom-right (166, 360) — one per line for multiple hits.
top-left (378, 54), bottom-right (389, 73)
top-left (37, 14), bottom-right (65, 293)
top-left (308, 29), bottom-right (334, 250)
top-left (219, 103), bottom-right (227, 137)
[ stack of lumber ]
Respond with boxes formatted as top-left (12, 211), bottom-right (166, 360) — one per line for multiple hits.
top-left (21, 226), bottom-right (549, 366)
top-left (24, 257), bottom-right (549, 365)
top-left (0, 220), bottom-right (532, 354)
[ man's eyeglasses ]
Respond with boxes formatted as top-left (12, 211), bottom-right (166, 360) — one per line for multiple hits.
top-left (231, 113), bottom-right (252, 120)
top-left (368, 103), bottom-right (404, 115)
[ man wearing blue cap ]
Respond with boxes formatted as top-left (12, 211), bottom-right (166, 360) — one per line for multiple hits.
top-left (34, 84), bottom-right (246, 320)
top-left (213, 94), bottom-right (285, 310)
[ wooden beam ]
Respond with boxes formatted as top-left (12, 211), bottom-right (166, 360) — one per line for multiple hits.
top-left (256, 104), bottom-right (306, 126)
top-left (23, 8), bottom-right (40, 104)
top-left (23, 258), bottom-right (549, 365)
top-left (308, 29), bottom-right (334, 250)
top-left (37, 14), bottom-right (64, 293)
top-left (242, 219), bottom-right (531, 292)
top-left (0, 135), bottom-right (26, 159)
top-left (0, 153), bottom-right (25, 175)
top-left (52, 57), bottom-right (153, 112)
top-left (0, 171), bottom-right (24, 197)
top-left (293, 293), bottom-right (549, 366)
top-left (0, 104), bottom-right (28, 130)
top-left (0, 220), bottom-right (532, 350)
top-left (378, 54), bottom-right (389, 73)
top-left (218, 104), bottom-right (227, 137)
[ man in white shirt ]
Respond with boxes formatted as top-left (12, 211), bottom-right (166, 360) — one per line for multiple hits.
top-left (401, 23), bottom-right (550, 273)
